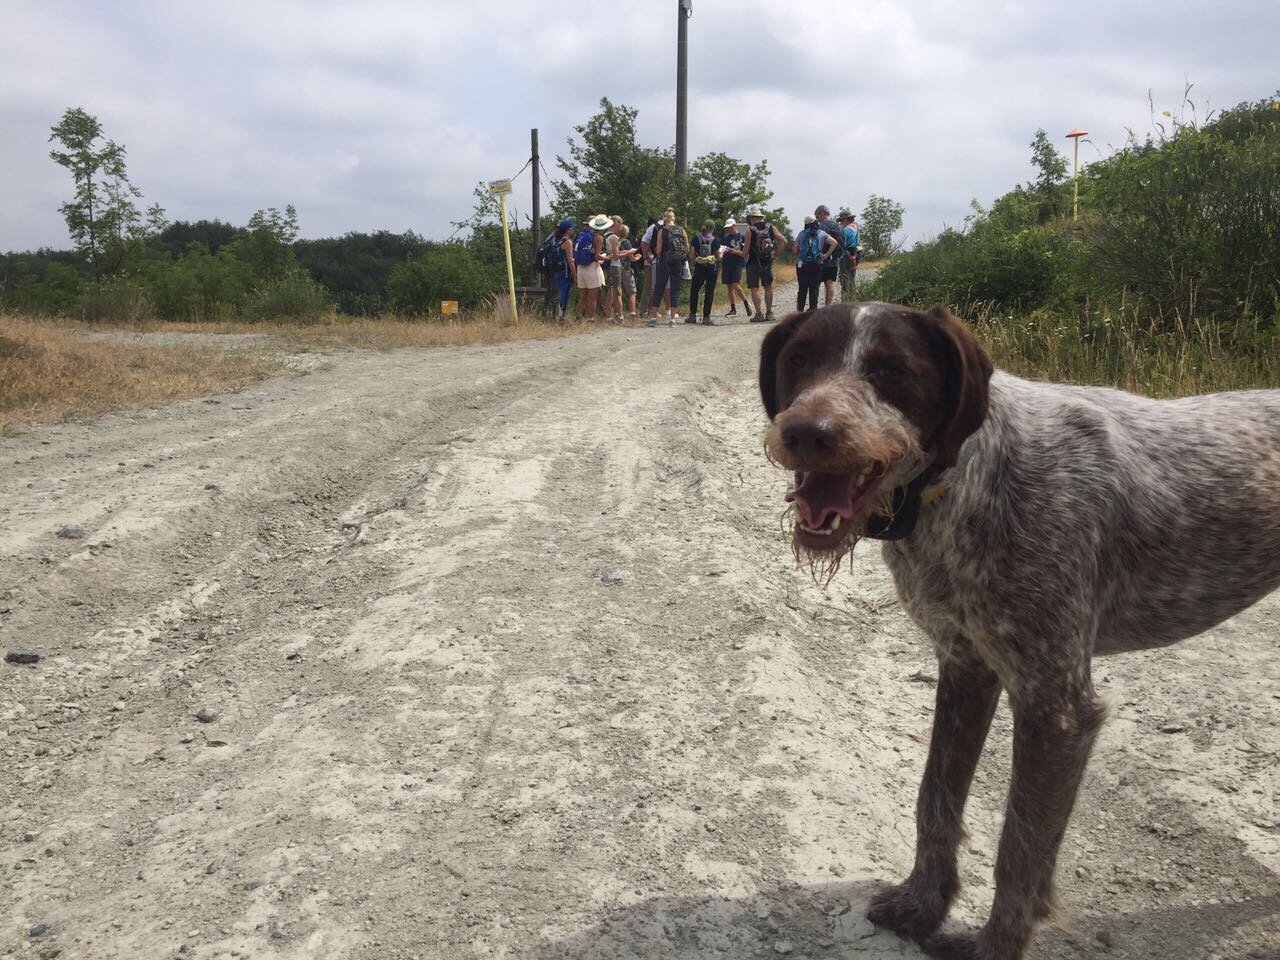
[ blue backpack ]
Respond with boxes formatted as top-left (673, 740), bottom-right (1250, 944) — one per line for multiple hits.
top-left (799, 226), bottom-right (825, 264)
top-left (572, 230), bottom-right (596, 266)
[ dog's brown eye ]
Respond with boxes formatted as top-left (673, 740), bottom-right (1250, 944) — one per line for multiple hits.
top-left (873, 363), bottom-right (908, 380)
top-left (790, 352), bottom-right (807, 369)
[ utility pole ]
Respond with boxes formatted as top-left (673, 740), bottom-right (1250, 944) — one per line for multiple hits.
top-left (531, 128), bottom-right (541, 265)
top-left (675, 0), bottom-right (691, 208)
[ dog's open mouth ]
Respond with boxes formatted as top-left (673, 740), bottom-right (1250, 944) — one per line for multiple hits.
top-left (785, 464), bottom-right (887, 551)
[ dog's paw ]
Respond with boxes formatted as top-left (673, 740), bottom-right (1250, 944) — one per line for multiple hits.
top-left (922, 931), bottom-right (982, 960)
top-left (866, 877), bottom-right (950, 941)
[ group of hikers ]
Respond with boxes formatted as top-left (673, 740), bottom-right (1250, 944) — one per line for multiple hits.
top-left (537, 204), bottom-right (862, 327)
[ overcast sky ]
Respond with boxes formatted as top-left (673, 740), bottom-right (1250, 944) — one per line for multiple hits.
top-left (2, 0), bottom-right (1277, 253)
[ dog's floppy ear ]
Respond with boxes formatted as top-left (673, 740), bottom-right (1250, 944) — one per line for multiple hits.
top-left (920, 304), bottom-right (993, 468)
top-left (758, 310), bottom-right (814, 420)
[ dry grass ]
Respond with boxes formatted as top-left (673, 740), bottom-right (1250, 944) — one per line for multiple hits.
top-left (770, 261), bottom-right (798, 285)
top-left (77, 310), bottom-right (613, 351)
top-left (0, 314), bottom-right (282, 433)
top-left (0, 310), bottom-right (610, 432)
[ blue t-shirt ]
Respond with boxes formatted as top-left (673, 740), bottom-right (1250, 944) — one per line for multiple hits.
top-left (843, 225), bottom-right (860, 256)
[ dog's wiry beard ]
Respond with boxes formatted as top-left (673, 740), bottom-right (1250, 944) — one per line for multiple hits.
top-left (763, 398), bottom-right (927, 586)
top-left (786, 479), bottom-right (903, 586)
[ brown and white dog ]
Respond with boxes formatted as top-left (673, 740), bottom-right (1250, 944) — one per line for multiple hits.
top-left (758, 301), bottom-right (1280, 959)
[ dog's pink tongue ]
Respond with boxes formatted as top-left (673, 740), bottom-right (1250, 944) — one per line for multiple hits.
top-left (785, 471), bottom-right (855, 528)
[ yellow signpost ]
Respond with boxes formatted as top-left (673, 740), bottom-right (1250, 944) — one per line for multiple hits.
top-left (488, 178), bottom-right (518, 323)
top-left (440, 299), bottom-right (459, 325)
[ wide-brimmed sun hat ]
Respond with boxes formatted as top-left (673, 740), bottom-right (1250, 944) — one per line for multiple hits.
top-left (837, 209), bottom-right (854, 221)
top-left (745, 206), bottom-right (764, 219)
top-left (803, 215), bottom-right (815, 226)
top-left (587, 214), bottom-right (612, 232)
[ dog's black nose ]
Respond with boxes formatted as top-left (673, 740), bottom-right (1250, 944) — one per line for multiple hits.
top-left (781, 416), bottom-right (840, 457)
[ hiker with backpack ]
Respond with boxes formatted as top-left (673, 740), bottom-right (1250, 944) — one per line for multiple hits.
top-left (649, 208), bottom-right (692, 328)
top-left (717, 218), bottom-right (752, 320)
top-left (837, 209), bottom-right (861, 301)
top-left (686, 219), bottom-right (720, 325)
top-left (602, 215), bottom-right (625, 323)
top-left (540, 219), bottom-right (575, 320)
top-left (814, 205), bottom-right (844, 306)
top-left (793, 214), bottom-right (839, 312)
top-left (574, 214), bottom-right (611, 320)
top-left (743, 206), bottom-right (788, 323)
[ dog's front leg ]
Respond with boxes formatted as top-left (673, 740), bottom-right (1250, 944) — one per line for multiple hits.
top-left (924, 678), bottom-right (1107, 960)
top-left (868, 643), bottom-right (1001, 942)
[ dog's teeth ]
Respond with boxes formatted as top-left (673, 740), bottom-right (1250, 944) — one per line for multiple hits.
top-left (831, 516), bottom-right (842, 530)
top-left (798, 524), bottom-right (832, 536)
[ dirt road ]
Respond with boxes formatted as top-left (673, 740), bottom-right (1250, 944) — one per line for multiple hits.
top-left (2, 318), bottom-right (1277, 960)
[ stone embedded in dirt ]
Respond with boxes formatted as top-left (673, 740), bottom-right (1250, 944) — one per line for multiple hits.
top-left (55, 524), bottom-right (84, 539)
top-left (600, 570), bottom-right (624, 585)
top-left (40, 948), bottom-right (62, 959)
top-left (1094, 928), bottom-right (1115, 949)
top-left (205, 740), bottom-right (228, 747)
top-left (243, 880), bottom-right (261, 891)
top-left (195, 708), bottom-right (218, 723)
top-left (29, 922), bottom-right (51, 938)
top-left (1159, 723), bottom-right (1187, 733)
top-left (773, 941), bottom-right (793, 955)
top-left (204, 483), bottom-right (220, 491)
top-left (180, 734), bottom-right (194, 744)
top-left (205, 862), bottom-right (217, 875)
top-left (5, 650), bottom-right (42, 665)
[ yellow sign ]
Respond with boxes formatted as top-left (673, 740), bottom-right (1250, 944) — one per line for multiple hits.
top-left (440, 300), bottom-right (459, 315)
top-left (488, 179), bottom-right (512, 195)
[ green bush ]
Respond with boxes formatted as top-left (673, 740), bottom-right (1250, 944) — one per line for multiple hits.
top-left (867, 93), bottom-right (1280, 331)
top-left (241, 269), bottom-right (332, 324)
top-left (388, 244), bottom-right (491, 314)
top-left (1083, 95), bottom-right (1280, 326)
top-left (79, 277), bottom-right (152, 323)
top-left (145, 244), bottom-right (251, 322)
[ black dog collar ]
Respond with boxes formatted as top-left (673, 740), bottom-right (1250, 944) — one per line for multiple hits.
top-left (864, 460), bottom-right (946, 541)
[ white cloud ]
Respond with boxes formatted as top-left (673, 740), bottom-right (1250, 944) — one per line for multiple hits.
top-left (2, 0), bottom-right (1277, 251)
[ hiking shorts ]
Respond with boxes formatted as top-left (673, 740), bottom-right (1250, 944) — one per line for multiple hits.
top-left (747, 262), bottom-right (773, 289)
top-left (619, 265), bottom-right (636, 296)
top-left (576, 262), bottom-right (605, 289)
top-left (821, 260), bottom-right (839, 283)
top-left (721, 256), bottom-right (743, 284)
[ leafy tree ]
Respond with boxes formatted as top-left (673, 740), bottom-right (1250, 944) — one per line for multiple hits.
top-left (1029, 129), bottom-right (1069, 223)
top-left (554, 98), bottom-right (676, 232)
top-left (686, 152), bottom-right (784, 229)
top-left (229, 205), bottom-right (300, 281)
top-left (860, 195), bottom-right (905, 259)
top-left (48, 107), bottom-right (163, 277)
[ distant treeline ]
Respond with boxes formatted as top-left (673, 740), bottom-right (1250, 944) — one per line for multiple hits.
top-left (0, 216), bottom-right (524, 320)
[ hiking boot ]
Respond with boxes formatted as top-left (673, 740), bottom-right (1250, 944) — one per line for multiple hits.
top-left (744, 304), bottom-right (754, 317)
top-left (703, 317), bottom-right (715, 326)
top-left (684, 315), bottom-right (697, 324)
top-left (646, 317), bottom-right (657, 327)
top-left (724, 307), bottom-right (737, 317)
top-left (749, 314), bottom-right (768, 323)
top-left (668, 317), bottom-right (677, 328)
top-left (766, 312), bottom-right (777, 323)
